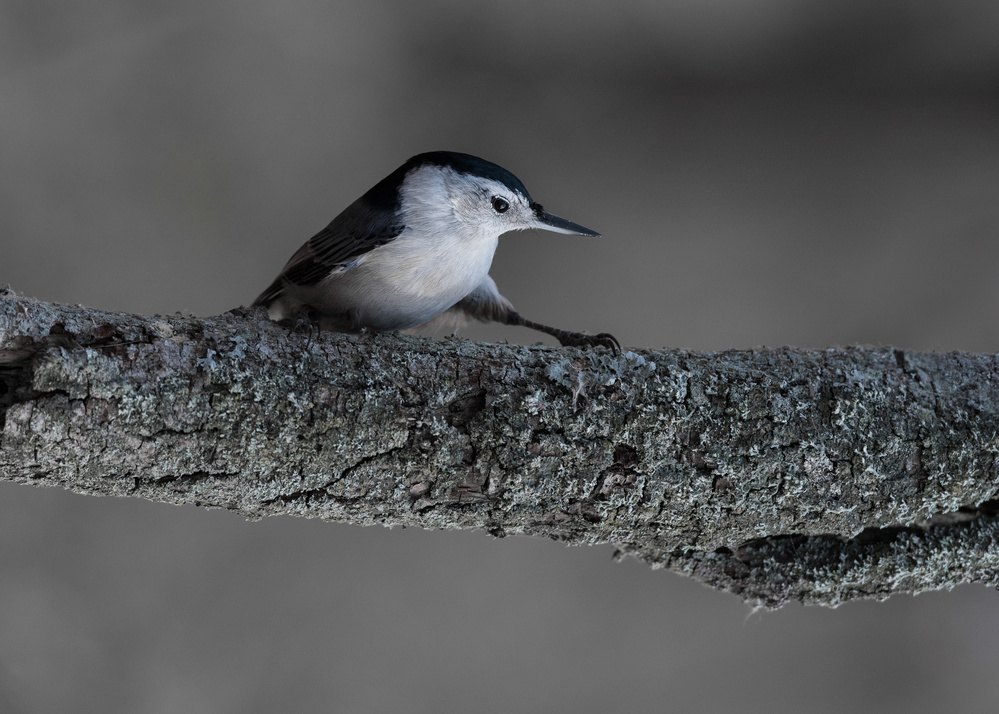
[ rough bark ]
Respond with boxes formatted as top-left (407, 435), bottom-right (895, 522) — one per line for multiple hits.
top-left (2, 287), bottom-right (998, 607)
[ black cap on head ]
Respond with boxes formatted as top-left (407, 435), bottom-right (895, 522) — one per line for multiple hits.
top-left (358, 151), bottom-right (535, 220)
top-left (411, 151), bottom-right (532, 201)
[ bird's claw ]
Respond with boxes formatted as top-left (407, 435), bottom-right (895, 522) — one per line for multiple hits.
top-left (276, 309), bottom-right (323, 348)
top-left (558, 331), bottom-right (621, 354)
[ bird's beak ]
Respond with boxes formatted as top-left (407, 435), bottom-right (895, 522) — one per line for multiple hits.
top-left (530, 203), bottom-right (600, 237)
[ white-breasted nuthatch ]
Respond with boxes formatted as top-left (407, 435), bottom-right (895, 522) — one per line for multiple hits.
top-left (254, 151), bottom-right (618, 351)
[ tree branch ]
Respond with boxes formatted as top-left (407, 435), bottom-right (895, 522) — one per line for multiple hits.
top-left (2, 288), bottom-right (998, 607)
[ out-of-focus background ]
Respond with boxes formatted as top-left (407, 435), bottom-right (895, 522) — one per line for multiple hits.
top-left (3, 1), bottom-right (999, 711)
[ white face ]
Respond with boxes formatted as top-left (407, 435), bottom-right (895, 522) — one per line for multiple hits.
top-left (448, 173), bottom-right (540, 237)
top-left (399, 164), bottom-right (596, 242)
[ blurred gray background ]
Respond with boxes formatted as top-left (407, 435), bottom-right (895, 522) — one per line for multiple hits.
top-left (3, 1), bottom-right (999, 711)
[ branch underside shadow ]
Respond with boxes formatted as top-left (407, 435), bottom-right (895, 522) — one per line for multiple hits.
top-left (2, 288), bottom-right (998, 607)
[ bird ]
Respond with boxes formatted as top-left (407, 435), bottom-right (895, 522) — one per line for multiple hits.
top-left (253, 151), bottom-right (619, 351)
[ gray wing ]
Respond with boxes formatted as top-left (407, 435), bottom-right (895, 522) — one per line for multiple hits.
top-left (253, 196), bottom-right (405, 307)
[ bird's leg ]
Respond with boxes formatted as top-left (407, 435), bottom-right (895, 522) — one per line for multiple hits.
top-left (304, 308), bottom-right (322, 348)
top-left (504, 311), bottom-right (620, 353)
top-left (277, 307), bottom-right (322, 348)
top-left (449, 281), bottom-right (620, 352)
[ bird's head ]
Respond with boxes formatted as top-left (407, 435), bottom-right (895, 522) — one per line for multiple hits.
top-left (388, 151), bottom-right (599, 241)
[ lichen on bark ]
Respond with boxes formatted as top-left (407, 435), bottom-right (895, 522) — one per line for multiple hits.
top-left (2, 288), bottom-right (998, 607)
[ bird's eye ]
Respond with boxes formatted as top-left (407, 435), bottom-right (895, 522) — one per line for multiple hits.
top-left (491, 196), bottom-right (510, 214)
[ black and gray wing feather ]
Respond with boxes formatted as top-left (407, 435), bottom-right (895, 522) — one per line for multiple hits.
top-left (253, 193), bottom-right (405, 308)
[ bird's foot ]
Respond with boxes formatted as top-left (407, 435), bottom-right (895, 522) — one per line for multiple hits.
top-left (504, 311), bottom-right (621, 354)
top-left (556, 331), bottom-right (621, 354)
top-left (277, 308), bottom-right (322, 347)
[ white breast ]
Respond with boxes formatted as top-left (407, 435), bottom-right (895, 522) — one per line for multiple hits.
top-left (294, 165), bottom-right (502, 331)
